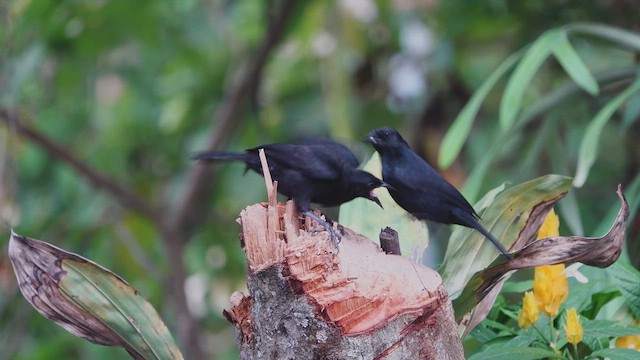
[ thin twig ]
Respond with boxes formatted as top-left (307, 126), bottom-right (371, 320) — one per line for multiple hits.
top-left (0, 108), bottom-right (159, 222)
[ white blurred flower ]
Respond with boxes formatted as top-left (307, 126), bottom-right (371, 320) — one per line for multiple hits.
top-left (185, 272), bottom-right (208, 317)
top-left (339, 0), bottom-right (378, 24)
top-left (95, 73), bottom-right (125, 105)
top-left (311, 31), bottom-right (337, 58)
top-left (388, 54), bottom-right (426, 101)
top-left (401, 20), bottom-right (435, 57)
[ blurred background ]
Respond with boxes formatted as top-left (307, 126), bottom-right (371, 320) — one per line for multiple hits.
top-left (1, 0), bottom-right (639, 359)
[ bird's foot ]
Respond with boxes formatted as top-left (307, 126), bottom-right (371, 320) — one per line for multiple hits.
top-left (303, 211), bottom-right (341, 249)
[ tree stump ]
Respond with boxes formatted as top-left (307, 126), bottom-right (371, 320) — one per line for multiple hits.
top-left (223, 200), bottom-right (464, 360)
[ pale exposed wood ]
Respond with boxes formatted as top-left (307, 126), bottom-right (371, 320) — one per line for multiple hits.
top-left (229, 200), bottom-right (464, 359)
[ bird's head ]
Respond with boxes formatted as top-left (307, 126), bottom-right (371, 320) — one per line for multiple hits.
top-left (362, 127), bottom-right (407, 151)
top-left (347, 170), bottom-right (391, 209)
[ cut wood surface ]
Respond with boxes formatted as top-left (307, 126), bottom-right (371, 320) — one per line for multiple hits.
top-left (224, 201), bottom-right (464, 360)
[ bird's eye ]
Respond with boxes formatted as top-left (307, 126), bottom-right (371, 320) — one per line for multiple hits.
top-left (380, 131), bottom-right (389, 139)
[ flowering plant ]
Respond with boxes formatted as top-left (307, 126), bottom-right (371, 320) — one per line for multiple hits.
top-left (467, 209), bottom-right (640, 360)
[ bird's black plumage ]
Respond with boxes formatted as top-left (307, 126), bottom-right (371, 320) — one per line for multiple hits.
top-left (193, 138), bottom-right (387, 244)
top-left (364, 127), bottom-right (511, 258)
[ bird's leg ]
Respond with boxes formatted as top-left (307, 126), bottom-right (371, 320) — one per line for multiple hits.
top-left (303, 211), bottom-right (341, 248)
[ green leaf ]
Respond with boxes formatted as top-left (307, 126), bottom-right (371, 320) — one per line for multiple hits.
top-left (608, 261), bottom-right (640, 319)
top-left (60, 261), bottom-right (182, 360)
top-left (582, 319), bottom-right (640, 339)
top-left (568, 23), bottom-right (640, 52)
top-left (500, 29), bottom-right (564, 131)
top-left (438, 50), bottom-right (523, 169)
top-left (588, 348), bottom-right (640, 360)
top-left (500, 280), bottom-right (533, 294)
top-left (468, 345), bottom-right (567, 360)
top-left (580, 292), bottom-right (622, 320)
top-left (574, 79), bottom-right (640, 187)
top-left (441, 174), bottom-right (573, 296)
top-left (8, 232), bottom-right (184, 360)
top-left (338, 153), bottom-right (429, 262)
top-left (621, 91), bottom-right (640, 132)
top-left (461, 146), bottom-right (498, 202)
top-left (552, 33), bottom-right (599, 96)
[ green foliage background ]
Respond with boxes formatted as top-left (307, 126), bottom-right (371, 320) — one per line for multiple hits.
top-left (2, 1), bottom-right (639, 358)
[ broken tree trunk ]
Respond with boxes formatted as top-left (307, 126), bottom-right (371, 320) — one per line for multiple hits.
top-left (223, 199), bottom-right (464, 360)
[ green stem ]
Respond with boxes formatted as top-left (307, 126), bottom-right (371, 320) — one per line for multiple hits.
top-left (531, 323), bottom-right (550, 343)
top-left (572, 342), bottom-right (579, 360)
top-left (549, 314), bottom-right (555, 344)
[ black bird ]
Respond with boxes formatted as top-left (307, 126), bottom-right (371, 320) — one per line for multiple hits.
top-left (364, 127), bottom-right (511, 258)
top-left (193, 138), bottom-right (387, 245)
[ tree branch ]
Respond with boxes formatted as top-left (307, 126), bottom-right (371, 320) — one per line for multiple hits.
top-left (171, 0), bottom-right (295, 235)
top-left (0, 108), bottom-right (159, 222)
top-left (161, 2), bottom-right (295, 359)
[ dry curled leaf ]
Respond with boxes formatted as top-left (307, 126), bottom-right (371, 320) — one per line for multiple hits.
top-left (8, 232), bottom-right (183, 360)
top-left (455, 185), bottom-right (628, 333)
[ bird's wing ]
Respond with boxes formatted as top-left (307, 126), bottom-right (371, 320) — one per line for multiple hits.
top-left (251, 143), bottom-right (345, 180)
top-left (296, 137), bottom-right (360, 168)
top-left (392, 151), bottom-right (478, 216)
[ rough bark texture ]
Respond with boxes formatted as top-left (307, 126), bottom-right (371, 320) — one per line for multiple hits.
top-left (224, 201), bottom-right (464, 360)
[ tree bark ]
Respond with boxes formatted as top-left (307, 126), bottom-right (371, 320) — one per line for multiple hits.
top-left (224, 201), bottom-right (464, 360)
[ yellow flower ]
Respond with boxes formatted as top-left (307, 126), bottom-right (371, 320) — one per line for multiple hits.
top-left (533, 264), bottom-right (568, 317)
top-left (533, 209), bottom-right (568, 317)
top-left (615, 335), bottom-right (640, 350)
top-left (518, 291), bottom-right (540, 329)
top-left (537, 208), bottom-right (560, 239)
top-left (564, 308), bottom-right (583, 345)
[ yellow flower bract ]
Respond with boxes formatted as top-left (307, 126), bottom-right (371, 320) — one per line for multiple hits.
top-left (533, 264), bottom-right (568, 317)
top-left (537, 208), bottom-right (560, 239)
top-left (564, 308), bottom-right (583, 345)
top-left (518, 291), bottom-right (540, 329)
top-left (533, 209), bottom-right (567, 317)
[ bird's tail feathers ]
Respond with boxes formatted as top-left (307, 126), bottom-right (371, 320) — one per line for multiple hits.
top-left (472, 223), bottom-right (512, 259)
top-left (192, 151), bottom-right (250, 163)
top-left (453, 209), bottom-right (511, 259)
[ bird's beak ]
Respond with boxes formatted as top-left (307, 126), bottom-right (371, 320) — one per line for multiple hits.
top-left (362, 135), bottom-right (376, 145)
top-left (369, 190), bottom-right (383, 209)
top-left (381, 181), bottom-right (395, 191)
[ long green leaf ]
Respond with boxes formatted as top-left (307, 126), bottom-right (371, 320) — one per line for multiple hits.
top-left (567, 23), bottom-right (640, 52)
top-left (499, 29), bottom-right (564, 131)
top-left (441, 174), bottom-right (573, 296)
top-left (621, 91), bottom-right (640, 131)
top-left (553, 32), bottom-right (599, 96)
top-left (438, 50), bottom-right (523, 169)
top-left (60, 261), bottom-right (182, 360)
top-left (574, 79), bottom-right (640, 187)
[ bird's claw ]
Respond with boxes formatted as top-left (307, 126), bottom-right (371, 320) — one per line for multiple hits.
top-left (304, 211), bottom-right (341, 250)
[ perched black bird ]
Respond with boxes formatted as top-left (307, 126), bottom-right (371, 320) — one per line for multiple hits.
top-left (193, 138), bottom-right (387, 244)
top-left (364, 127), bottom-right (511, 258)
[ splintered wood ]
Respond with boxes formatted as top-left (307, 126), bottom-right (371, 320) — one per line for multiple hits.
top-left (285, 227), bottom-right (441, 335)
top-left (232, 200), bottom-right (464, 360)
